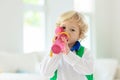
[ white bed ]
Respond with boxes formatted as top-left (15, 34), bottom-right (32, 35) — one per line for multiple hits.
top-left (0, 73), bottom-right (42, 80)
top-left (0, 52), bottom-right (45, 80)
top-left (0, 52), bottom-right (120, 80)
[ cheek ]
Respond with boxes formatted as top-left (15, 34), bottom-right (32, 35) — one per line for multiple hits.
top-left (69, 36), bottom-right (77, 41)
top-left (69, 33), bottom-right (76, 38)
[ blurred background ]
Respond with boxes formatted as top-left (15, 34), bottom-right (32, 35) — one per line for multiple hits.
top-left (0, 0), bottom-right (120, 61)
top-left (0, 0), bottom-right (120, 80)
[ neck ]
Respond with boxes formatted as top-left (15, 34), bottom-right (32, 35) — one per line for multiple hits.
top-left (68, 43), bottom-right (75, 49)
top-left (69, 41), bottom-right (81, 51)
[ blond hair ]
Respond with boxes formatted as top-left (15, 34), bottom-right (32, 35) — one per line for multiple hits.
top-left (56, 10), bottom-right (88, 40)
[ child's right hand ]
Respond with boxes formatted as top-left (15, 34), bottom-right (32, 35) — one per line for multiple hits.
top-left (61, 37), bottom-right (70, 55)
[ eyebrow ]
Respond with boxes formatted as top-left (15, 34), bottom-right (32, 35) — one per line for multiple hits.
top-left (71, 26), bottom-right (76, 29)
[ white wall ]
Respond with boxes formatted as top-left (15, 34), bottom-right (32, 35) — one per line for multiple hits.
top-left (111, 0), bottom-right (120, 60)
top-left (0, 0), bottom-right (23, 53)
top-left (95, 0), bottom-right (120, 61)
top-left (0, 0), bottom-right (73, 53)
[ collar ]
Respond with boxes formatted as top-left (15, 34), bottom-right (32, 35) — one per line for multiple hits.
top-left (70, 41), bottom-right (81, 51)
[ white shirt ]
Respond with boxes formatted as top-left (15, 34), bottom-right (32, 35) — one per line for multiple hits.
top-left (40, 48), bottom-right (93, 80)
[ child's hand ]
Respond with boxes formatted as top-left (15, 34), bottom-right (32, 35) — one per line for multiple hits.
top-left (61, 37), bottom-right (70, 55)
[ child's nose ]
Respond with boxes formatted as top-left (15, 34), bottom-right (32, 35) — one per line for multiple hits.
top-left (64, 29), bottom-right (69, 33)
top-left (64, 30), bottom-right (70, 35)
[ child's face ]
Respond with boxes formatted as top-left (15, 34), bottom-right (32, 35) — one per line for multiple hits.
top-left (60, 20), bottom-right (80, 46)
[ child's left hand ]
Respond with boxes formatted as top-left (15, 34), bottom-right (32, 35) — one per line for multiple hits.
top-left (61, 37), bottom-right (70, 55)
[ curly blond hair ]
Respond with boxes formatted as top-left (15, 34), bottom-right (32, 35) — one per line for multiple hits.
top-left (56, 10), bottom-right (88, 40)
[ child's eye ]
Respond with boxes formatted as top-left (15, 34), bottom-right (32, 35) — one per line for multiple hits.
top-left (71, 29), bottom-right (75, 31)
top-left (62, 26), bottom-right (66, 29)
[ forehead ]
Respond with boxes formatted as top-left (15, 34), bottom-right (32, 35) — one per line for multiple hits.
top-left (61, 20), bottom-right (79, 27)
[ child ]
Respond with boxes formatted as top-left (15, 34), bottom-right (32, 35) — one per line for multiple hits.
top-left (40, 10), bottom-right (93, 80)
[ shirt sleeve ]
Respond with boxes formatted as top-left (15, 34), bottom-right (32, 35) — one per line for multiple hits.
top-left (40, 53), bottom-right (62, 78)
top-left (63, 48), bottom-right (94, 75)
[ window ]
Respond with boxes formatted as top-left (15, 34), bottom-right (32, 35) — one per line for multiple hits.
top-left (23, 0), bottom-right (46, 53)
top-left (74, 0), bottom-right (94, 49)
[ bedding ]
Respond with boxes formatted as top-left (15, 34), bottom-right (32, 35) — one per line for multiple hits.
top-left (0, 73), bottom-right (42, 80)
top-left (0, 52), bottom-right (45, 80)
top-left (0, 52), bottom-right (37, 73)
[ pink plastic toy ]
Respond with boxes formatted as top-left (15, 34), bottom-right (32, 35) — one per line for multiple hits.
top-left (51, 27), bottom-right (69, 54)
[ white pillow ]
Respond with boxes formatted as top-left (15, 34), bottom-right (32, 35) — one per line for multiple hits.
top-left (0, 53), bottom-right (38, 73)
top-left (94, 58), bottom-right (118, 80)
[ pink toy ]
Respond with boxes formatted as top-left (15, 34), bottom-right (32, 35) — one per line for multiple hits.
top-left (51, 27), bottom-right (69, 54)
